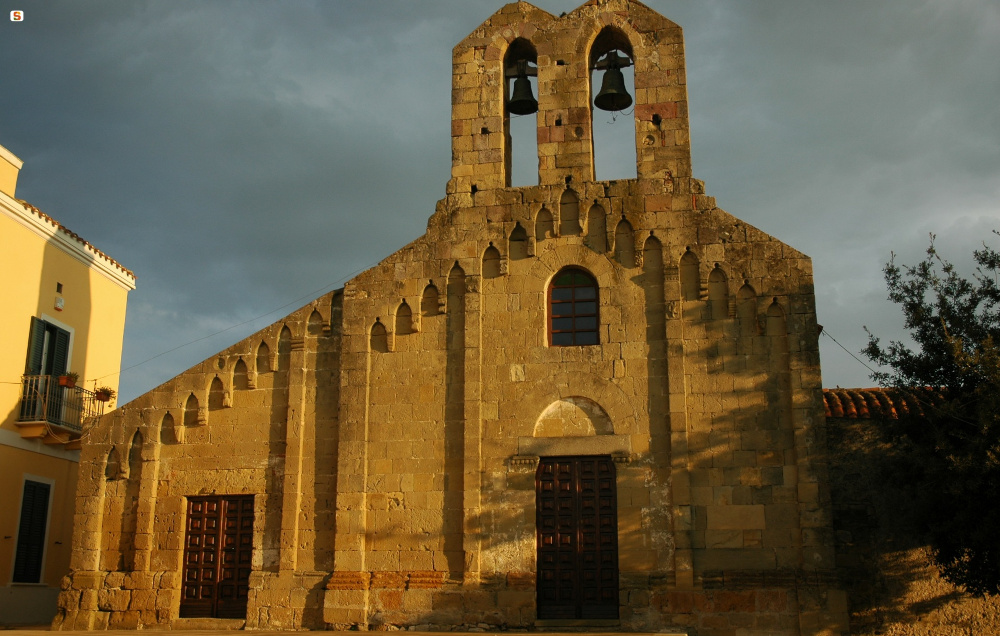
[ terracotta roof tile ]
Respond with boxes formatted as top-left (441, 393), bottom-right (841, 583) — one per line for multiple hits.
top-left (839, 390), bottom-right (858, 418)
top-left (822, 387), bottom-right (945, 420)
top-left (16, 199), bottom-right (136, 280)
top-left (847, 390), bottom-right (870, 418)
top-left (826, 391), bottom-right (843, 418)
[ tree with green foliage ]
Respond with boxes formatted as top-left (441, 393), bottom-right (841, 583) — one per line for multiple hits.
top-left (864, 233), bottom-right (1000, 597)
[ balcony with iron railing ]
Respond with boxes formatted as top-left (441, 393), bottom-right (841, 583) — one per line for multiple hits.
top-left (17, 375), bottom-right (107, 449)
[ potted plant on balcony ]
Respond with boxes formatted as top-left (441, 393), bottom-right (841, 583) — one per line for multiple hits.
top-left (58, 372), bottom-right (79, 388)
top-left (94, 386), bottom-right (116, 403)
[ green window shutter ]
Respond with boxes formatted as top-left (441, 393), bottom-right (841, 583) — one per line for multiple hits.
top-left (51, 327), bottom-right (70, 377)
top-left (25, 317), bottom-right (45, 375)
top-left (12, 480), bottom-right (51, 583)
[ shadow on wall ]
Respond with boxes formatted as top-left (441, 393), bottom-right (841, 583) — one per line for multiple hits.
top-left (261, 327), bottom-right (290, 573)
top-left (827, 416), bottom-right (1000, 635)
top-left (4, 212), bottom-right (96, 430)
top-left (357, 503), bottom-right (534, 629)
top-left (1, 216), bottom-right (96, 610)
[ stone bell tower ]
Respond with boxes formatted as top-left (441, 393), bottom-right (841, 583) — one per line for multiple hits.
top-left (448, 0), bottom-right (691, 195)
top-left (429, 2), bottom-right (848, 633)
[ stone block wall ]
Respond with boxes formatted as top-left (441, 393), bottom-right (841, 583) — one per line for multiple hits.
top-left (54, 2), bottom-right (848, 634)
top-left (54, 294), bottom-right (343, 630)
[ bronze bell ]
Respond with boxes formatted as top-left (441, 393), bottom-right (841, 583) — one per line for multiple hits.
top-left (594, 63), bottom-right (632, 112)
top-left (507, 71), bottom-right (538, 115)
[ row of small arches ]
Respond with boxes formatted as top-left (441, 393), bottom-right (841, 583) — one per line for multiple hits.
top-left (370, 281), bottom-right (445, 346)
top-left (160, 376), bottom-right (272, 440)
top-left (696, 271), bottom-right (789, 335)
top-left (159, 322), bottom-right (304, 434)
top-left (371, 265), bottom-right (467, 353)
top-left (485, 217), bottom-right (639, 273)
top-left (483, 222), bottom-right (764, 312)
top-left (371, 261), bottom-right (789, 352)
top-left (493, 190), bottom-right (629, 263)
top-left (209, 301), bottom-right (336, 389)
top-left (104, 430), bottom-right (142, 481)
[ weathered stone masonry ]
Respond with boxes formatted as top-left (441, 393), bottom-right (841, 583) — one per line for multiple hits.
top-left (55, 2), bottom-right (849, 634)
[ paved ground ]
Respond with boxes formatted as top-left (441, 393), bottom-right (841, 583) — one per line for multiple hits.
top-left (0, 632), bottom-right (687, 636)
top-left (1, 631), bottom-right (687, 636)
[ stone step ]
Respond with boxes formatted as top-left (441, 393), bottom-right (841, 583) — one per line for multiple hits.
top-left (169, 617), bottom-right (246, 630)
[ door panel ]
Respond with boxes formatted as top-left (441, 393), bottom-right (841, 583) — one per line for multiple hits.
top-left (536, 456), bottom-right (618, 620)
top-left (216, 496), bottom-right (255, 618)
top-left (180, 495), bottom-right (253, 619)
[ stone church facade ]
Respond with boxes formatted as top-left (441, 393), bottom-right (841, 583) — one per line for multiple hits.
top-left (55, 2), bottom-right (848, 634)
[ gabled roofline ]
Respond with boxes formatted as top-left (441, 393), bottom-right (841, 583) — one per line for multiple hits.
top-left (0, 190), bottom-right (137, 291)
top-left (455, 1), bottom-right (554, 47)
top-left (0, 143), bottom-right (23, 170)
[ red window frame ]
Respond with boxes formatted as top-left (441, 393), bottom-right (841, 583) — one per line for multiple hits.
top-left (548, 268), bottom-right (599, 346)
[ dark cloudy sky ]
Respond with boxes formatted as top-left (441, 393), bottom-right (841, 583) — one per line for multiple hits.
top-left (2, 1), bottom-right (998, 403)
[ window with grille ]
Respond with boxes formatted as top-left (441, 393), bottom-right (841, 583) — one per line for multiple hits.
top-left (549, 269), bottom-right (599, 346)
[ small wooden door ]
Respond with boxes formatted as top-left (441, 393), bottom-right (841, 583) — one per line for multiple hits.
top-left (180, 495), bottom-right (254, 619)
top-left (536, 456), bottom-right (619, 619)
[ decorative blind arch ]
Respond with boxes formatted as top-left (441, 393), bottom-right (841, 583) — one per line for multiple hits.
top-left (421, 283), bottom-right (440, 317)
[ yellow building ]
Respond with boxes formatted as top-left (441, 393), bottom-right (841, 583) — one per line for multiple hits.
top-left (0, 141), bottom-right (135, 625)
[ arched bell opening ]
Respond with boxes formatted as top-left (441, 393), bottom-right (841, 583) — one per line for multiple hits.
top-left (589, 27), bottom-right (637, 181)
top-left (504, 38), bottom-right (539, 187)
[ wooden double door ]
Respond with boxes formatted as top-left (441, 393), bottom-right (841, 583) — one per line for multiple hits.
top-left (536, 456), bottom-right (619, 620)
top-left (180, 495), bottom-right (254, 619)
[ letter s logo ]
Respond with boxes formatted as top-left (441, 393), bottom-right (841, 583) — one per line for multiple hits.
top-left (10, 11), bottom-right (24, 21)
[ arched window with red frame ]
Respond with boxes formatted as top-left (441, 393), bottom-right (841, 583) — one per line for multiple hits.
top-left (549, 268), bottom-right (599, 346)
